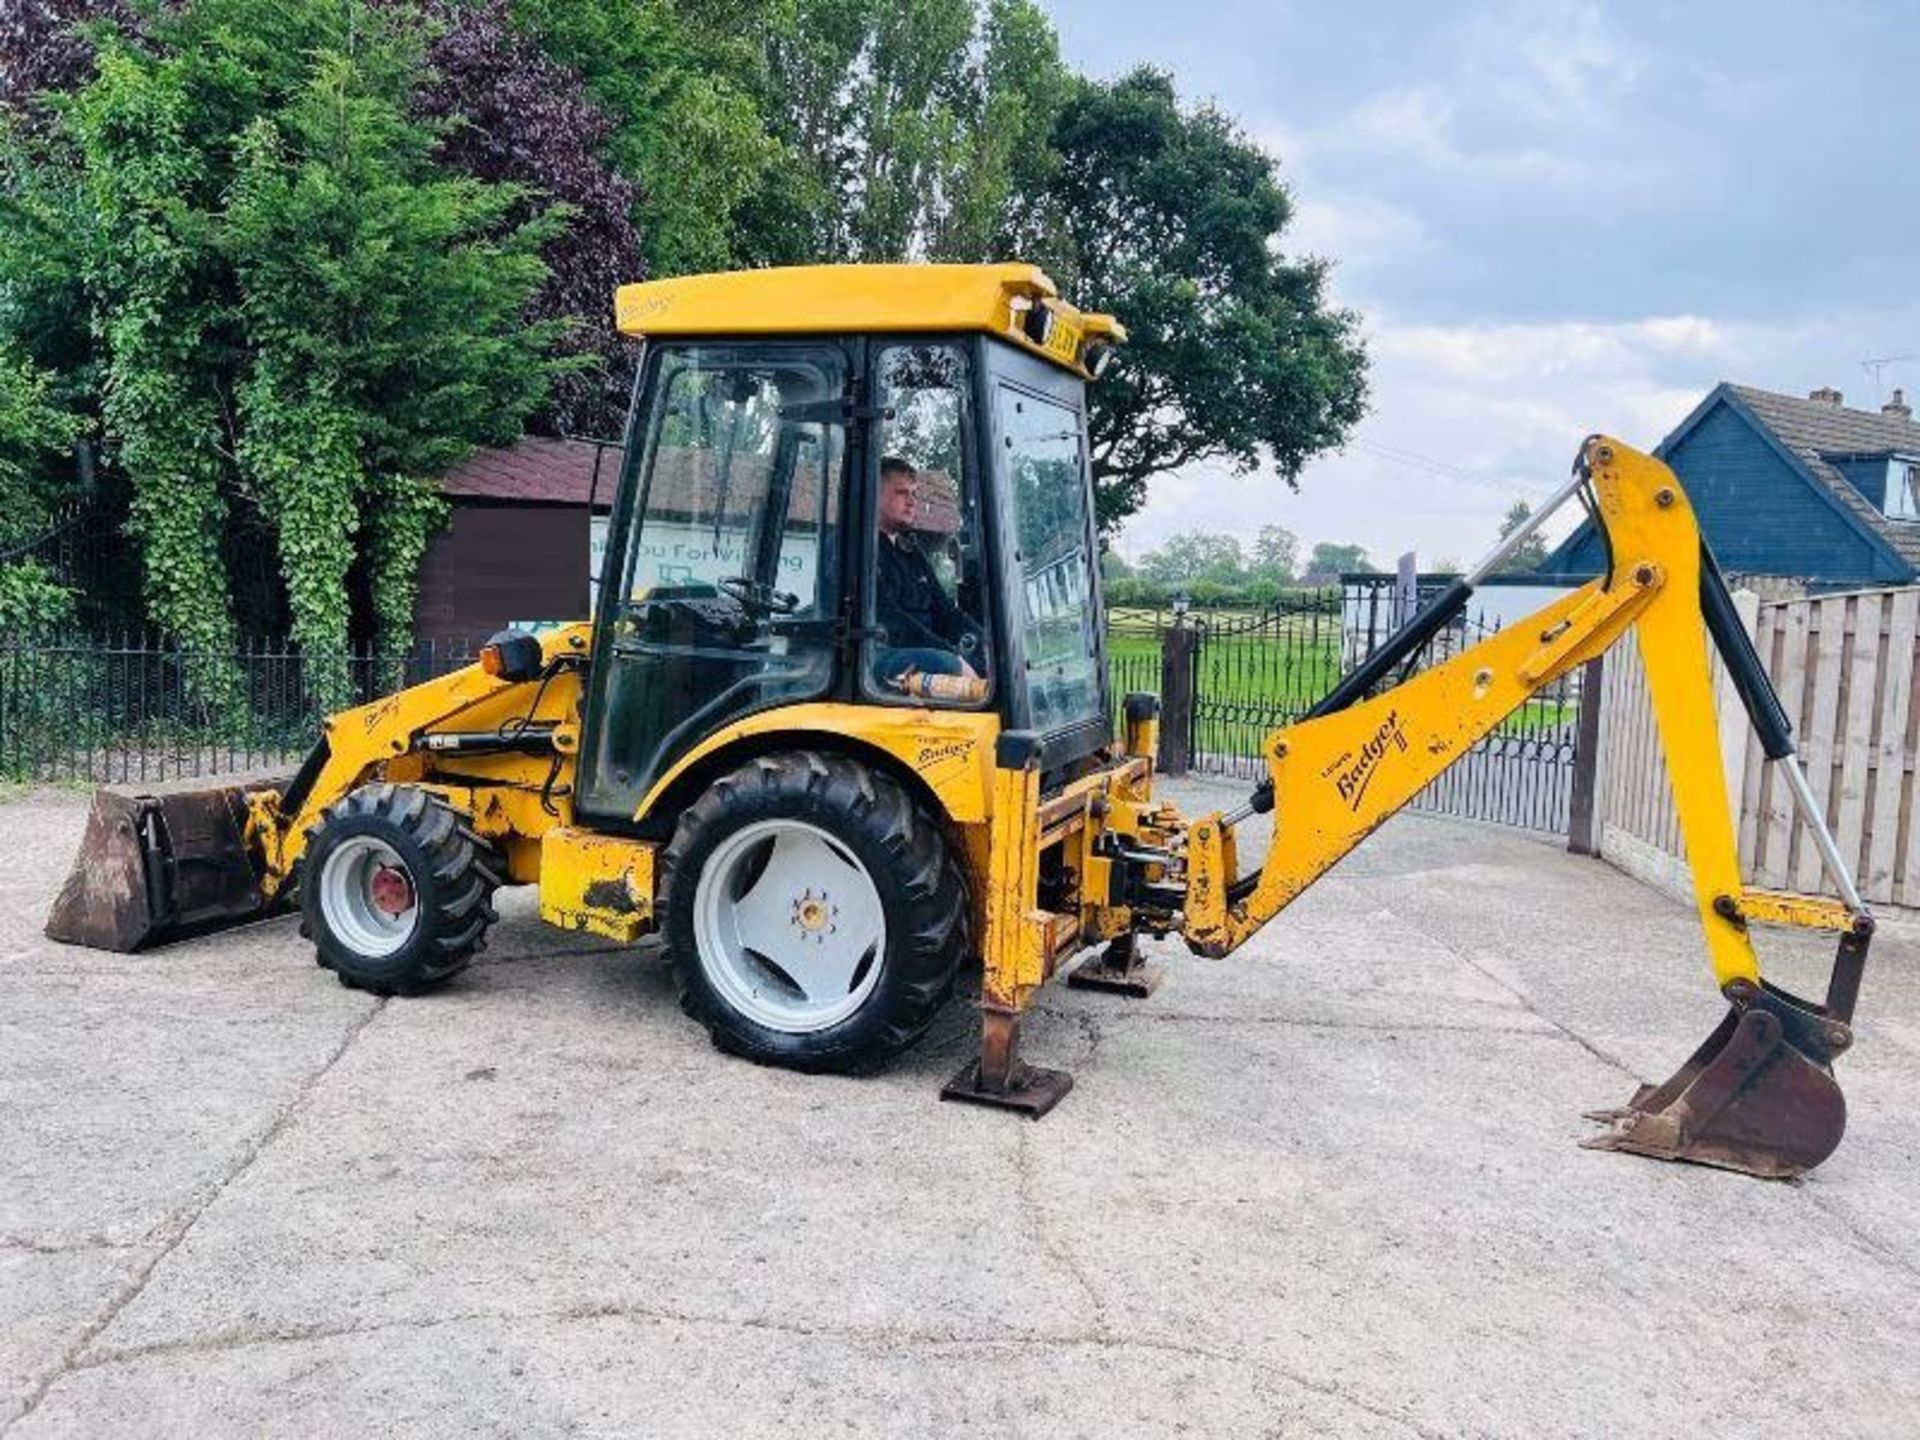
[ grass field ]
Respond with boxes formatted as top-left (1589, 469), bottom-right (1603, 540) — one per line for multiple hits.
top-left (1109, 616), bottom-right (1344, 709)
top-left (1106, 613), bottom-right (1576, 753)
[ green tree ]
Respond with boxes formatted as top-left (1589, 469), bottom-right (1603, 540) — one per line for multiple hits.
top-left (1019, 68), bottom-right (1367, 533)
top-left (1300, 542), bottom-right (1371, 584)
top-left (39, 0), bottom-right (561, 709)
top-left (927, 0), bottom-right (1067, 261)
top-left (1249, 523), bottom-right (1299, 582)
top-left (511, 0), bottom-right (782, 277)
top-left (1493, 499), bottom-right (1549, 574)
top-left (0, 344), bottom-right (82, 543)
top-left (1138, 531), bottom-right (1246, 586)
top-left (220, 10), bottom-right (560, 700)
top-left (741, 0), bottom-right (1067, 266)
top-left (0, 343), bottom-right (84, 633)
top-left (64, 34), bottom-right (245, 703)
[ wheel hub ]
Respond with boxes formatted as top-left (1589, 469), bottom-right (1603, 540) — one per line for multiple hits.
top-left (693, 819), bottom-right (887, 1034)
top-left (318, 834), bottom-right (422, 959)
top-left (369, 865), bottom-right (415, 917)
top-left (791, 888), bottom-right (837, 943)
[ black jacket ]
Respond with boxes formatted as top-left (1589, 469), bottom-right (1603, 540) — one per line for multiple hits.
top-left (876, 534), bottom-right (971, 652)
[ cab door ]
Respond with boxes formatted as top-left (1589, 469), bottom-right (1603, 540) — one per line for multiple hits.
top-left (982, 341), bottom-right (1109, 751)
top-left (575, 343), bottom-right (849, 824)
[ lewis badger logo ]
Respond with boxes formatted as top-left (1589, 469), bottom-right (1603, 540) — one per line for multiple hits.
top-left (915, 739), bottom-right (973, 768)
top-left (1328, 711), bottom-right (1409, 811)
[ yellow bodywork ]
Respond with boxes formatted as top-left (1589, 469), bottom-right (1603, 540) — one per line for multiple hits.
top-left (615, 264), bottom-right (1126, 380)
top-left (249, 624), bottom-right (594, 894)
top-left (238, 622), bottom-right (1155, 1027)
top-left (1177, 437), bottom-right (1854, 989)
top-left (1736, 888), bottom-right (1858, 934)
top-left (634, 703), bottom-right (1001, 827)
top-left (539, 828), bottom-right (657, 942)
top-left (239, 435), bottom-right (1838, 1068)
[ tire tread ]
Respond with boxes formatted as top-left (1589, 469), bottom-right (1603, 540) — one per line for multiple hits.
top-left (660, 750), bottom-right (967, 1072)
top-left (303, 785), bottom-right (503, 997)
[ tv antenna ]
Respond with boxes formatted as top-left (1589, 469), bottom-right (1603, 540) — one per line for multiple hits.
top-left (1861, 355), bottom-right (1915, 404)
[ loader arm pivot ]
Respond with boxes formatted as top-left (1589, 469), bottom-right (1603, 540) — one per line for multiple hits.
top-left (1166, 436), bottom-right (1872, 1177)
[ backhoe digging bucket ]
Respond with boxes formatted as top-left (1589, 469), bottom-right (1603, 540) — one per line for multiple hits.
top-left (45, 785), bottom-right (279, 952)
top-left (1581, 971), bottom-right (1859, 1179)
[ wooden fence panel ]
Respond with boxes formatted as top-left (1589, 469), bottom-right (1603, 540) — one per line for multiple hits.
top-left (1594, 585), bottom-right (1920, 911)
top-left (1757, 603), bottom-right (1810, 890)
top-left (1866, 587), bottom-right (1912, 902)
top-left (1874, 589), bottom-right (1919, 906)
top-left (1836, 593), bottom-right (1881, 890)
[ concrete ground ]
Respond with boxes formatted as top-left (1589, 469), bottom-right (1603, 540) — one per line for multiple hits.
top-left (2, 775), bottom-right (1917, 1439)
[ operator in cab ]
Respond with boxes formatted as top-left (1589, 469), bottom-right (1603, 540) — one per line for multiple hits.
top-left (873, 456), bottom-right (985, 697)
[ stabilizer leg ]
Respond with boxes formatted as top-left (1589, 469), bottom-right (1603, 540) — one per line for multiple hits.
top-left (1066, 934), bottom-right (1164, 997)
top-left (940, 1007), bottom-right (1073, 1118)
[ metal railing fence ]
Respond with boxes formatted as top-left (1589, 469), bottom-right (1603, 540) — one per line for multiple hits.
top-left (1, 634), bottom-right (477, 786)
top-left (1115, 588), bottom-right (1583, 835)
top-left (6, 599), bottom-right (1580, 838)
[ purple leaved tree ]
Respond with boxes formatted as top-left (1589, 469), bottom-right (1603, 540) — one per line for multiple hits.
top-left (0, 0), bottom-right (140, 129)
top-left (418, 0), bottom-right (646, 440)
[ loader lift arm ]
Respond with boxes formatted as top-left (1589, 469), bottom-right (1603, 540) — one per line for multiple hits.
top-left (1148, 436), bottom-right (1871, 1177)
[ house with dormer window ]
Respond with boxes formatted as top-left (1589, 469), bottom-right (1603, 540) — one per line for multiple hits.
top-left (1541, 383), bottom-right (1920, 590)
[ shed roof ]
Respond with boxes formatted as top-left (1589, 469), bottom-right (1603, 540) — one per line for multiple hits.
top-left (436, 436), bottom-right (961, 534)
top-left (438, 437), bottom-right (616, 508)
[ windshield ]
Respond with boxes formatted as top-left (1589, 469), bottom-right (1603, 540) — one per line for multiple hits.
top-left (620, 348), bottom-right (842, 615)
top-left (997, 386), bottom-right (1102, 730)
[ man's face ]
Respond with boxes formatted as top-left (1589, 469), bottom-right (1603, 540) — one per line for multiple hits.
top-left (879, 469), bottom-right (918, 535)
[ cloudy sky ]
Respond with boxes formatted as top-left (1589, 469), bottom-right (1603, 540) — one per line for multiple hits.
top-left (1044, 0), bottom-right (1920, 569)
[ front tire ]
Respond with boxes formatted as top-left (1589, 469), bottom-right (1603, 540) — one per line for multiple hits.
top-left (660, 752), bottom-right (967, 1072)
top-left (302, 784), bottom-right (502, 996)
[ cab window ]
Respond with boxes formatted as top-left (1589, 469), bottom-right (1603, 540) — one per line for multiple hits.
top-left (620, 355), bottom-right (841, 615)
top-left (998, 386), bottom-right (1101, 732)
top-left (864, 344), bottom-right (992, 706)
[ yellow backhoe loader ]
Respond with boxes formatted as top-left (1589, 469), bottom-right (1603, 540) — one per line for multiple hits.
top-left (45, 264), bottom-right (1875, 1178)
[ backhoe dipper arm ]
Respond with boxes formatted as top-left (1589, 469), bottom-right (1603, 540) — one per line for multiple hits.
top-left (1172, 436), bottom-right (1872, 1177)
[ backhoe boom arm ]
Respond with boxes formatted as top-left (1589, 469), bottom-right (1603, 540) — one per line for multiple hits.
top-left (1180, 438), bottom-right (1862, 967)
top-left (1163, 436), bottom-right (1873, 1176)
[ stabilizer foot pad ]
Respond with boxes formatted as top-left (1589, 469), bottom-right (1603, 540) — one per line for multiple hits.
top-left (940, 1060), bottom-right (1074, 1118)
top-left (1067, 961), bottom-right (1165, 998)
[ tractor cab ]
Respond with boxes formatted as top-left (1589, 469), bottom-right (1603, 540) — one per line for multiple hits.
top-left (575, 265), bottom-right (1127, 826)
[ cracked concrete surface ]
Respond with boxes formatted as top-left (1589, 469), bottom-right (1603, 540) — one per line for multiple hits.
top-left (2, 776), bottom-right (1917, 1437)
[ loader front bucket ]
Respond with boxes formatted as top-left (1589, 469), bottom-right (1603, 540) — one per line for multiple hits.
top-left (44, 785), bottom-right (280, 952)
top-left (1581, 976), bottom-right (1856, 1179)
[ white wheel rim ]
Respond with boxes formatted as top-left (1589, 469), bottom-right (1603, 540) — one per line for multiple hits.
top-left (319, 835), bottom-right (420, 959)
top-left (692, 819), bottom-right (887, 1034)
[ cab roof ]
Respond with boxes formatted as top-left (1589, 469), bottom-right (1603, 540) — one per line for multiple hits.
top-left (613, 263), bottom-right (1125, 380)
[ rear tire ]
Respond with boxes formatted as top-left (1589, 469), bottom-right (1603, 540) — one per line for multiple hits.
top-left (302, 784), bottom-right (502, 997)
top-left (660, 751), bottom-right (967, 1072)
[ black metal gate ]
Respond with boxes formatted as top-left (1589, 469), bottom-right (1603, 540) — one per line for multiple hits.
top-left (1108, 586), bottom-right (1583, 836)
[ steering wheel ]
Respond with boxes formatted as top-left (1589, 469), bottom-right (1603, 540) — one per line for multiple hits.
top-left (717, 576), bottom-right (800, 615)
